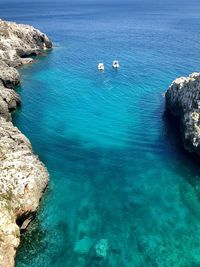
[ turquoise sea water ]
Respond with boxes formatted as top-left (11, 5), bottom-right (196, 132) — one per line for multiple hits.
top-left (2, 0), bottom-right (200, 266)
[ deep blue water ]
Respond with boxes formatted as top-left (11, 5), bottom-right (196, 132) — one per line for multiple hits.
top-left (2, 0), bottom-right (200, 266)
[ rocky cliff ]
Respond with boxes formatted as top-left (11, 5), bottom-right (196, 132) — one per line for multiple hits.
top-left (0, 19), bottom-right (52, 267)
top-left (166, 72), bottom-right (200, 155)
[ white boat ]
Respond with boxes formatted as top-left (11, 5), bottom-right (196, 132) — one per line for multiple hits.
top-left (98, 63), bottom-right (104, 71)
top-left (112, 60), bottom-right (120, 68)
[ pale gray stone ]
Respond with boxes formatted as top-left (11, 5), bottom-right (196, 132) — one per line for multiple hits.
top-left (0, 19), bottom-right (52, 267)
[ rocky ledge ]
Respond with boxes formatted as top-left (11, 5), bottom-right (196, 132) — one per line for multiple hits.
top-left (165, 72), bottom-right (200, 155)
top-left (0, 20), bottom-right (52, 266)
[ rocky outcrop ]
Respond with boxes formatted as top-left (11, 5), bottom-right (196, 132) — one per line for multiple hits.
top-left (0, 19), bottom-right (51, 267)
top-left (0, 19), bottom-right (52, 122)
top-left (0, 81), bottom-right (20, 121)
top-left (0, 19), bottom-right (52, 67)
top-left (165, 72), bottom-right (200, 154)
top-left (0, 118), bottom-right (49, 267)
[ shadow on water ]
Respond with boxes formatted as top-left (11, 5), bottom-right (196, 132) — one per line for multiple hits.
top-left (163, 110), bottom-right (200, 186)
top-left (15, 127), bottom-right (151, 266)
top-left (15, 96), bottom-right (200, 267)
top-left (16, 218), bottom-right (73, 266)
top-left (16, 183), bottom-right (74, 266)
top-left (163, 110), bottom-right (200, 228)
top-left (15, 123), bottom-right (200, 267)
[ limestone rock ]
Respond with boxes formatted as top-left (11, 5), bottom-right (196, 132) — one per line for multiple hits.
top-left (0, 19), bottom-right (52, 267)
top-left (165, 72), bottom-right (200, 154)
top-left (0, 82), bottom-right (20, 121)
top-left (0, 19), bottom-right (52, 67)
top-left (0, 19), bottom-right (52, 123)
top-left (0, 118), bottom-right (49, 266)
top-left (0, 65), bottom-right (20, 88)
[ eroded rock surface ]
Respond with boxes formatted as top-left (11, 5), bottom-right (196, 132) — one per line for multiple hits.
top-left (165, 72), bottom-right (200, 154)
top-left (0, 118), bottom-right (49, 267)
top-left (0, 19), bottom-right (51, 267)
top-left (0, 19), bottom-right (52, 67)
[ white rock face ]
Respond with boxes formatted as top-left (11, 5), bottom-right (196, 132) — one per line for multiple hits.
top-left (0, 19), bottom-right (52, 121)
top-left (0, 19), bottom-right (52, 267)
top-left (0, 19), bottom-right (52, 67)
top-left (0, 118), bottom-right (49, 267)
top-left (166, 72), bottom-right (200, 154)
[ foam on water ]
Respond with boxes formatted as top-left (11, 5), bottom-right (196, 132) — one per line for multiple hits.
top-left (1, 0), bottom-right (200, 266)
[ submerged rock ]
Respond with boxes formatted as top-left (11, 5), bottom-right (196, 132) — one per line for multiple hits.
top-left (0, 19), bottom-right (52, 267)
top-left (95, 239), bottom-right (109, 258)
top-left (165, 72), bottom-right (200, 155)
top-left (74, 236), bottom-right (93, 254)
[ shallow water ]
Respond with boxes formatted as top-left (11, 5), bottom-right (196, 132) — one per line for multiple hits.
top-left (2, 0), bottom-right (200, 266)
